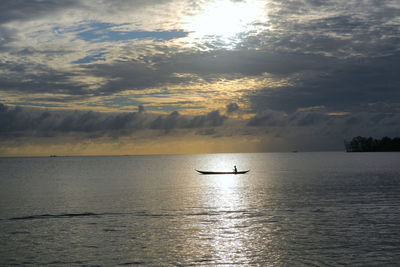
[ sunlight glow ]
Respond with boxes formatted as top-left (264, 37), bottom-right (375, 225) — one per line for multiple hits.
top-left (196, 153), bottom-right (252, 263)
top-left (183, 0), bottom-right (266, 44)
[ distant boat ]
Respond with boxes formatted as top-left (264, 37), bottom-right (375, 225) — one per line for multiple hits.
top-left (196, 170), bottom-right (250, 175)
top-left (49, 155), bottom-right (57, 157)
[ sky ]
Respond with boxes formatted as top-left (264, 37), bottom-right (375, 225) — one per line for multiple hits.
top-left (0, 0), bottom-right (399, 156)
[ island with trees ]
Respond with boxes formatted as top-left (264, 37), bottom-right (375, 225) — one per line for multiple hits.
top-left (345, 136), bottom-right (400, 152)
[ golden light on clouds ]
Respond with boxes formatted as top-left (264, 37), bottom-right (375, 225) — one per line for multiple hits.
top-left (327, 112), bottom-right (351, 116)
top-left (114, 73), bottom-right (291, 115)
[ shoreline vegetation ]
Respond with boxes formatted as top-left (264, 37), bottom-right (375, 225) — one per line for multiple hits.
top-left (345, 136), bottom-right (400, 152)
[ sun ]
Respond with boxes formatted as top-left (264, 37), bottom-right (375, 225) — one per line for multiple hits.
top-left (183, 0), bottom-right (266, 43)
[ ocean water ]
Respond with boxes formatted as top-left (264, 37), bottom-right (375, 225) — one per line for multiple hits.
top-left (1, 152), bottom-right (400, 266)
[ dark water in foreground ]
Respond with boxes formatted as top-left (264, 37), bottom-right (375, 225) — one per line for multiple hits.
top-left (1, 152), bottom-right (400, 266)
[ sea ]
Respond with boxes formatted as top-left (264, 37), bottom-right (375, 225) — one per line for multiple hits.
top-left (1, 152), bottom-right (399, 266)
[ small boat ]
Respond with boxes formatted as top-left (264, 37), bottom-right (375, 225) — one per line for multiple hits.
top-left (196, 170), bottom-right (250, 175)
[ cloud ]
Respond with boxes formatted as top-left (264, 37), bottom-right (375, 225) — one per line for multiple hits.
top-left (1, 101), bottom-right (400, 154)
top-left (80, 60), bottom-right (174, 93)
top-left (138, 104), bottom-right (145, 113)
top-left (196, 128), bottom-right (216, 136)
top-left (247, 109), bottom-right (286, 127)
top-left (150, 110), bottom-right (227, 133)
top-left (0, 0), bottom-right (80, 24)
top-left (0, 103), bottom-right (227, 139)
top-left (226, 102), bottom-right (239, 114)
top-left (1, 0), bottom-right (398, 107)
top-left (0, 103), bottom-right (147, 139)
top-left (248, 52), bottom-right (400, 113)
top-left (0, 0), bottom-right (399, 153)
top-left (247, 108), bottom-right (400, 141)
top-left (0, 63), bottom-right (89, 96)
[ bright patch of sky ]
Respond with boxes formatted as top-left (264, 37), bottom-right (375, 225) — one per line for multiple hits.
top-left (181, 0), bottom-right (267, 48)
top-left (72, 51), bottom-right (107, 64)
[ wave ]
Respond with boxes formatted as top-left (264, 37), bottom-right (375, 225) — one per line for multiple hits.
top-left (5, 209), bottom-right (263, 221)
top-left (5, 211), bottom-right (178, 221)
top-left (7, 212), bottom-right (124, 221)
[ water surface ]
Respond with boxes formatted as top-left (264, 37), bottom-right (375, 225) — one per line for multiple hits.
top-left (1, 152), bottom-right (400, 265)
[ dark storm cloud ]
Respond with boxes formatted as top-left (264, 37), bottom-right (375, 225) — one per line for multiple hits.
top-left (238, 0), bottom-right (400, 114)
top-left (150, 111), bottom-right (182, 132)
top-left (0, 62), bottom-right (89, 95)
top-left (0, 103), bottom-right (227, 139)
top-left (249, 53), bottom-right (400, 113)
top-left (150, 110), bottom-right (226, 133)
top-left (192, 110), bottom-right (226, 127)
top-left (161, 50), bottom-right (337, 76)
top-left (138, 105), bottom-right (145, 113)
top-left (0, 103), bottom-right (146, 138)
top-left (80, 60), bottom-right (175, 93)
top-left (246, 108), bottom-right (400, 133)
top-left (247, 109), bottom-right (287, 127)
top-left (0, 26), bottom-right (16, 49)
top-left (0, 0), bottom-right (80, 23)
top-left (226, 103), bottom-right (239, 114)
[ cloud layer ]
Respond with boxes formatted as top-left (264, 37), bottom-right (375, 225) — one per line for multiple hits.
top-left (0, 0), bottom-right (399, 154)
top-left (0, 103), bottom-right (228, 138)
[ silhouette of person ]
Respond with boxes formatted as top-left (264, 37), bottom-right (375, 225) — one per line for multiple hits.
top-left (234, 165), bottom-right (237, 174)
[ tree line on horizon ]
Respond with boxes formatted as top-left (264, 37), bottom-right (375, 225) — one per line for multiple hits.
top-left (345, 136), bottom-right (400, 152)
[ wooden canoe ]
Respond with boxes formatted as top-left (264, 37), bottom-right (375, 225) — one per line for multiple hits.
top-left (195, 170), bottom-right (249, 175)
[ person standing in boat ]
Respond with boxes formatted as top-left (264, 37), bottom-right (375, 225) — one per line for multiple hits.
top-left (234, 165), bottom-right (237, 174)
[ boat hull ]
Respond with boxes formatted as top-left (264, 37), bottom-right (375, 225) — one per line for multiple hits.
top-left (196, 170), bottom-right (249, 175)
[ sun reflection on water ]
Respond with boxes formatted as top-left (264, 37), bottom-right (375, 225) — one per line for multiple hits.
top-left (196, 153), bottom-right (255, 264)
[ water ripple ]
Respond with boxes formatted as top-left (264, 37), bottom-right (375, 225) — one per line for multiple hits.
top-left (7, 212), bottom-right (125, 221)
